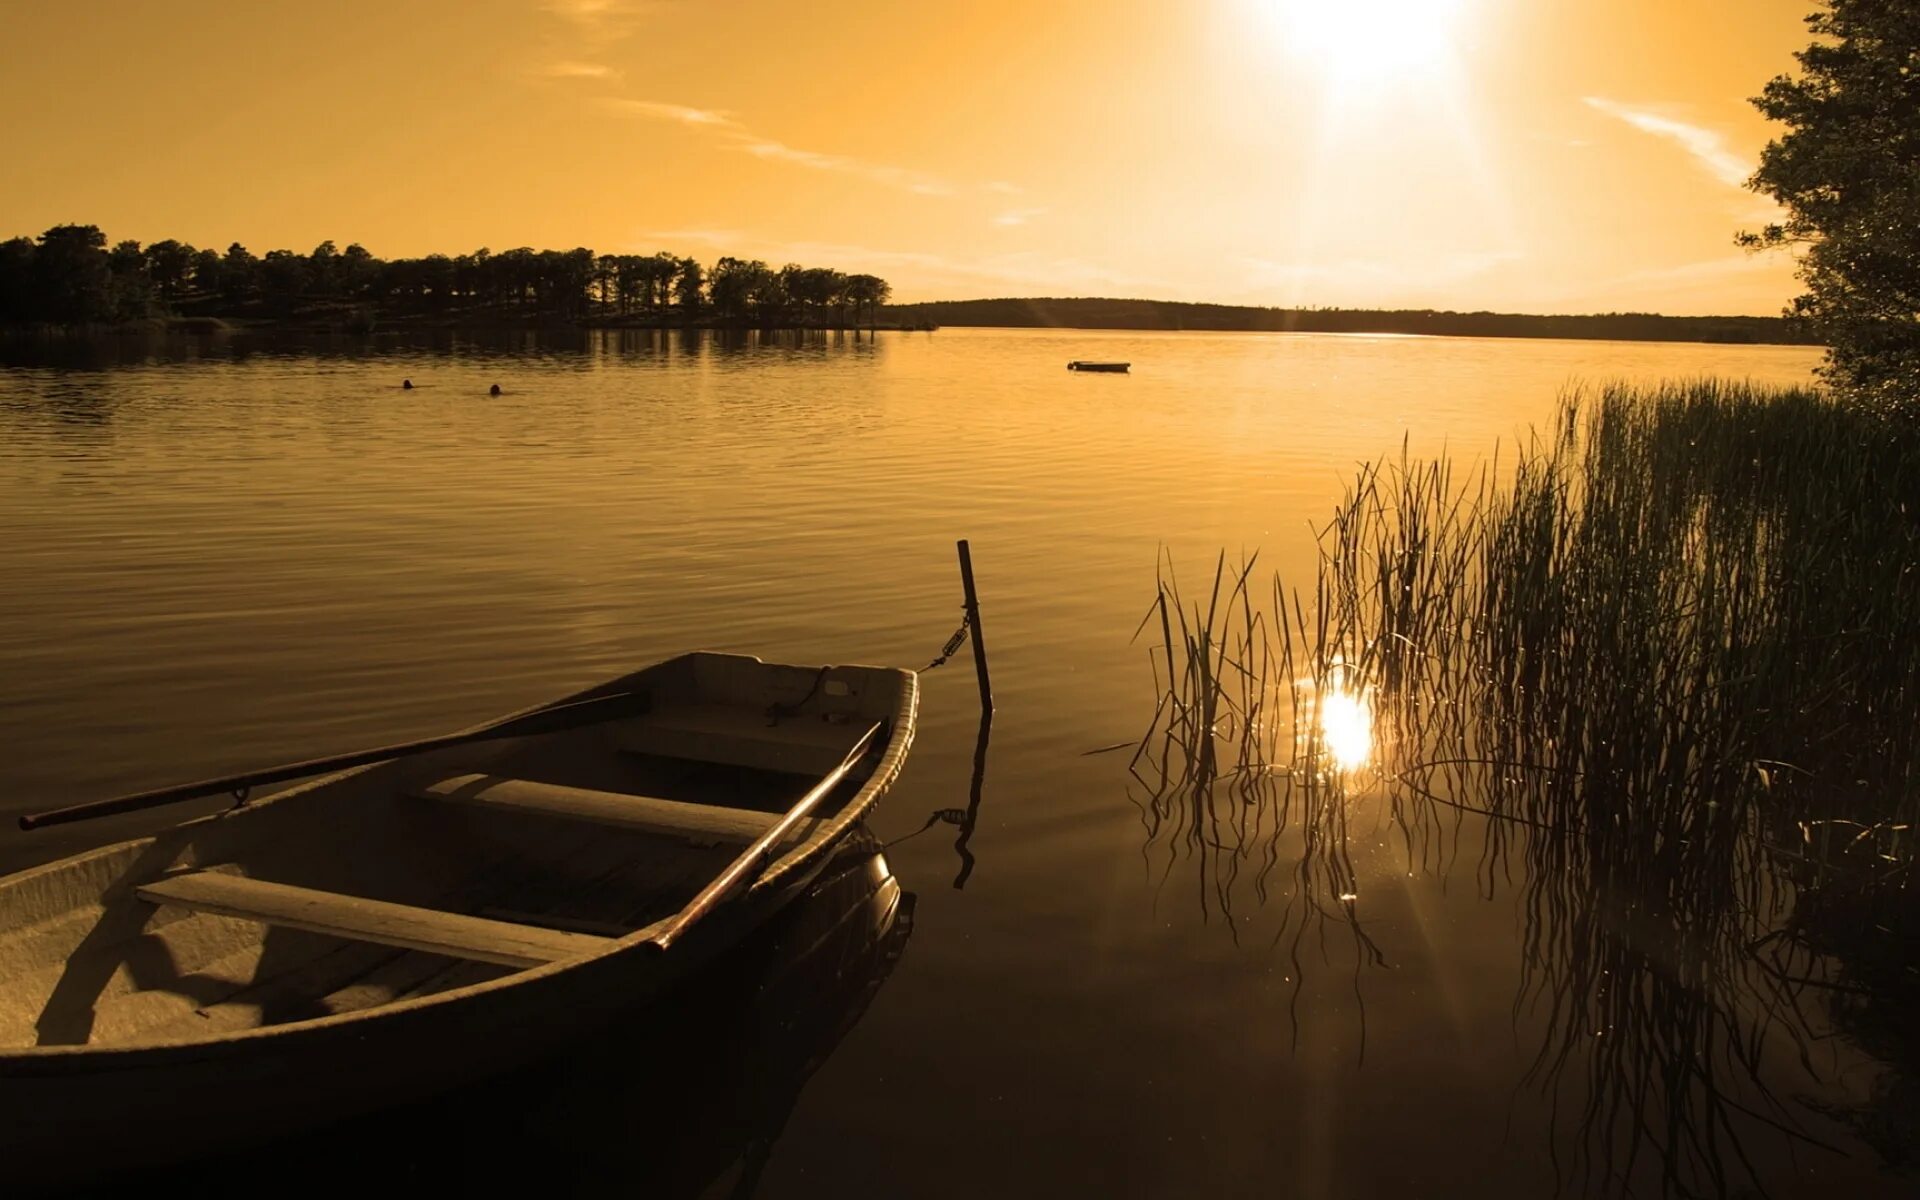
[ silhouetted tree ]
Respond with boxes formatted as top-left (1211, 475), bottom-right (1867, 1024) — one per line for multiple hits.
top-left (706, 256), bottom-right (755, 321)
top-left (787, 266), bottom-right (850, 325)
top-left (258, 249), bottom-right (309, 313)
top-left (635, 252), bottom-right (673, 311)
top-left (191, 246), bottom-right (222, 296)
top-left (33, 225), bottom-right (115, 323)
top-left (145, 239), bottom-right (196, 301)
top-left (340, 243), bottom-right (379, 297)
top-left (307, 240), bottom-right (339, 296)
top-left (107, 239), bottom-right (154, 319)
top-left (591, 254), bottom-right (618, 313)
top-left (495, 247), bottom-right (536, 309)
top-left (674, 256), bottom-right (704, 313)
top-left (107, 240), bottom-right (146, 280)
top-left (0, 237), bottom-right (34, 322)
top-left (419, 254), bottom-right (457, 309)
top-left (846, 273), bottom-right (891, 327)
top-left (452, 248), bottom-right (487, 306)
top-left (1744, 0), bottom-right (1920, 398)
top-left (221, 243), bottom-right (258, 305)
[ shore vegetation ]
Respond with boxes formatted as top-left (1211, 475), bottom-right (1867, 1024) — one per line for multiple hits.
top-left (0, 227), bottom-right (892, 332)
top-left (1137, 381), bottom-right (1919, 1193)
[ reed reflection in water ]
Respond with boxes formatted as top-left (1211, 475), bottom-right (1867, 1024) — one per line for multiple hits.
top-left (1132, 382), bottom-right (1919, 1197)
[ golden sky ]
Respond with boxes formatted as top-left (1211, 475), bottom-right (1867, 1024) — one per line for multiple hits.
top-left (0, 0), bottom-right (1816, 314)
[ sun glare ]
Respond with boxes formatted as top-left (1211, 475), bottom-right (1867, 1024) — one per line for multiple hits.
top-left (1260, 0), bottom-right (1468, 86)
top-left (1315, 686), bottom-right (1375, 772)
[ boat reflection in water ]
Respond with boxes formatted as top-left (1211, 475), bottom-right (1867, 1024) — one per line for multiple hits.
top-left (78, 841), bottom-right (914, 1197)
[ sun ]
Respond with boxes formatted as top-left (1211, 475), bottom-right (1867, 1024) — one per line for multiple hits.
top-left (1258, 0), bottom-right (1470, 88)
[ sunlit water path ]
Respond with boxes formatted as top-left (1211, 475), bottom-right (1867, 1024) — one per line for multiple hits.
top-left (2, 327), bottom-right (1897, 1196)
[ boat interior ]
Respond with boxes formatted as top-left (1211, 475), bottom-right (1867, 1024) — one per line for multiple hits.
top-left (0, 655), bottom-right (908, 1052)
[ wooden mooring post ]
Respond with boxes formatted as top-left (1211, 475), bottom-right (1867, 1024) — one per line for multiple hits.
top-left (956, 539), bottom-right (994, 718)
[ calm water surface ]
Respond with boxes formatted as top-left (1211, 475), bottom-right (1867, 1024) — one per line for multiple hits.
top-left (0, 328), bottom-right (1898, 1197)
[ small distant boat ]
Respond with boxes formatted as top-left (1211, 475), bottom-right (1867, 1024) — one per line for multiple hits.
top-left (1067, 360), bottom-right (1130, 373)
top-left (0, 652), bottom-right (916, 1186)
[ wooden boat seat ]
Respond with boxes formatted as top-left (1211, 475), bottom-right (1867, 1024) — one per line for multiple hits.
top-left (615, 706), bottom-right (865, 775)
top-left (413, 774), bottom-right (823, 846)
top-left (136, 872), bottom-right (612, 969)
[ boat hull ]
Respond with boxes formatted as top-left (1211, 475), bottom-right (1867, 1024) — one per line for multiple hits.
top-left (0, 854), bottom-right (822, 1191)
top-left (0, 652), bottom-right (918, 1192)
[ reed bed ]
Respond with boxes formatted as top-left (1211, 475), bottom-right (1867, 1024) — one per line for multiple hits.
top-left (1131, 380), bottom-right (1920, 1196)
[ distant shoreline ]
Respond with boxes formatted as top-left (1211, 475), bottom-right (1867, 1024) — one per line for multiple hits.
top-left (1, 299), bottom-right (1817, 348)
top-left (880, 297), bottom-right (1818, 347)
top-left (0, 313), bottom-right (932, 337)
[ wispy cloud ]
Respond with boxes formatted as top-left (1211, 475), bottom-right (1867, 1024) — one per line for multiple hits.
top-left (739, 138), bottom-right (954, 196)
top-left (544, 0), bottom-right (640, 28)
top-left (610, 99), bottom-right (964, 196)
top-left (992, 208), bottom-right (1048, 228)
top-left (530, 0), bottom-right (652, 82)
top-left (535, 2), bottom-right (1019, 202)
top-left (545, 0), bottom-right (620, 14)
top-left (603, 98), bottom-right (736, 128)
top-left (646, 227), bottom-right (749, 246)
top-left (539, 60), bottom-right (621, 81)
top-left (1582, 97), bottom-right (1752, 189)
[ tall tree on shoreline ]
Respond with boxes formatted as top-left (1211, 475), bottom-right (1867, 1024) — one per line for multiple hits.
top-left (33, 225), bottom-right (115, 324)
top-left (220, 243), bottom-right (258, 305)
top-left (0, 237), bottom-right (35, 323)
top-left (846, 274), bottom-right (891, 328)
top-left (107, 240), bottom-right (152, 320)
top-left (191, 247), bottom-right (222, 297)
top-left (674, 257), bottom-right (704, 314)
top-left (1743, 0), bottom-right (1920, 403)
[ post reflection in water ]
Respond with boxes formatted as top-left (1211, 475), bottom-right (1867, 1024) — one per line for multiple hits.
top-left (949, 710), bottom-right (992, 890)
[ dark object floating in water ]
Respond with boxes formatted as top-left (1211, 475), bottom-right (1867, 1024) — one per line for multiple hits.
top-left (402, 379), bottom-right (414, 390)
top-left (0, 651), bottom-right (917, 1189)
top-left (1067, 361), bottom-right (1130, 373)
top-left (489, 383), bottom-right (502, 396)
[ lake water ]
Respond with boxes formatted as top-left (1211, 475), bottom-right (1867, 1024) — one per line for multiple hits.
top-left (0, 327), bottom-right (1901, 1197)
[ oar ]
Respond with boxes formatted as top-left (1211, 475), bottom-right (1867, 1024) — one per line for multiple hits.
top-left (18, 689), bottom-right (654, 832)
top-left (646, 719), bottom-right (885, 954)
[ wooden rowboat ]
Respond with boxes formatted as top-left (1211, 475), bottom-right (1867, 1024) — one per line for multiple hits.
top-left (0, 652), bottom-right (916, 1187)
top-left (127, 839), bottom-right (916, 1193)
top-left (1067, 360), bottom-right (1130, 372)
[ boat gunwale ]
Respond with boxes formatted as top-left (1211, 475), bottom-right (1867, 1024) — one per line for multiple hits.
top-left (0, 654), bottom-right (918, 1067)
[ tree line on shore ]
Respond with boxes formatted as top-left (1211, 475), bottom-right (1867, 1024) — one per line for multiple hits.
top-left (885, 297), bottom-right (1816, 345)
top-left (0, 225), bottom-right (892, 328)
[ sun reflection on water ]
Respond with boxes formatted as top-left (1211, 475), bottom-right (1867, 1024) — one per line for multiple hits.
top-left (1304, 680), bottom-right (1374, 772)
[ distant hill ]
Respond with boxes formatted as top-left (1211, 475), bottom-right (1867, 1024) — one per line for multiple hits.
top-left (881, 297), bottom-right (1816, 346)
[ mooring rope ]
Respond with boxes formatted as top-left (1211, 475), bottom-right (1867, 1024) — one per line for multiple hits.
top-left (882, 807), bottom-right (969, 849)
top-left (922, 611), bottom-right (972, 671)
